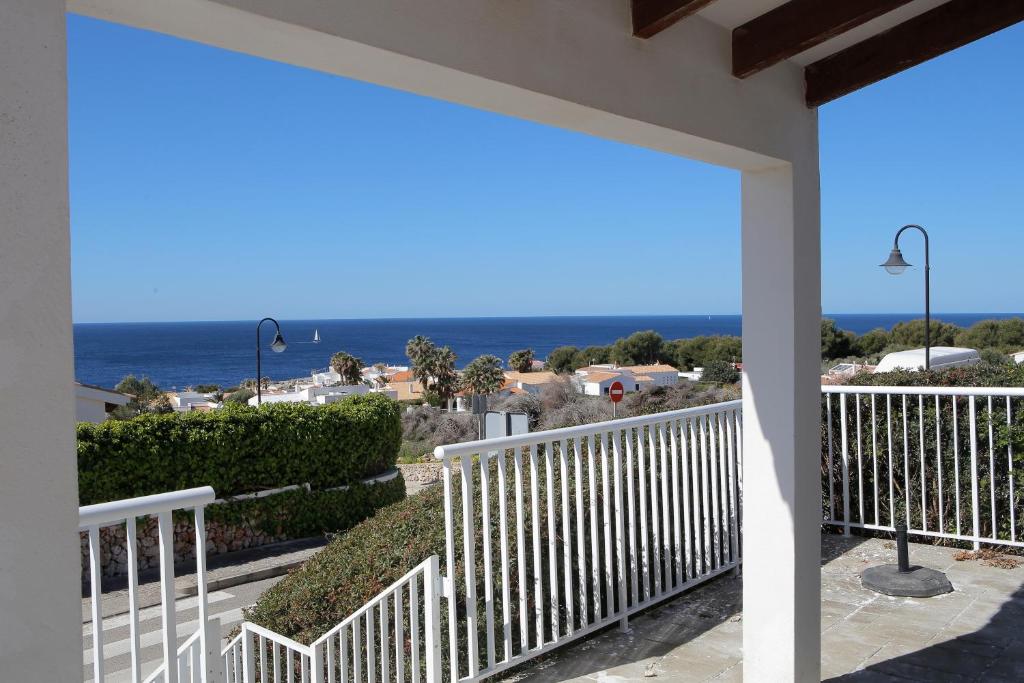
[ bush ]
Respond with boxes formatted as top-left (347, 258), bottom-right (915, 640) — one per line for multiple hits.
top-left (224, 388), bottom-right (254, 404)
top-left (701, 360), bottom-right (740, 384)
top-left (77, 393), bottom-right (402, 505)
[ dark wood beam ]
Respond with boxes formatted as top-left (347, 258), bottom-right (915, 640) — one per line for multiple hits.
top-left (805, 0), bottom-right (1024, 107)
top-left (732, 0), bottom-right (913, 79)
top-left (632, 0), bottom-right (717, 39)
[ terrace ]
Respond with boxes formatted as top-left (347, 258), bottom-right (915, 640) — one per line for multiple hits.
top-left (4, 1), bottom-right (1024, 681)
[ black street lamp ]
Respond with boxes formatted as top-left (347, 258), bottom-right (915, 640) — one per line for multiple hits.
top-left (256, 317), bottom-right (287, 405)
top-left (880, 224), bottom-right (930, 370)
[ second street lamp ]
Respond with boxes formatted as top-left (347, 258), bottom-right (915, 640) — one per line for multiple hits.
top-left (880, 224), bottom-right (930, 370)
top-left (256, 317), bottom-right (287, 405)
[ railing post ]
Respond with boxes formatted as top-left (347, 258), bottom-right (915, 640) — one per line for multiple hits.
top-left (969, 396), bottom-right (981, 550)
top-left (241, 625), bottom-right (256, 683)
top-left (312, 641), bottom-right (326, 683)
top-left (205, 617), bottom-right (224, 683)
top-left (840, 393), bottom-right (851, 536)
top-left (158, 511), bottom-right (180, 683)
top-left (425, 556), bottom-right (443, 683)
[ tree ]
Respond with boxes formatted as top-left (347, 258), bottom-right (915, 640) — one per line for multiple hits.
top-left (406, 335), bottom-right (437, 391)
top-left (852, 328), bottom-right (890, 357)
top-left (820, 318), bottom-right (856, 360)
top-left (610, 330), bottom-right (665, 365)
top-left (889, 319), bottom-right (958, 348)
top-left (224, 388), bottom-right (255, 404)
top-left (461, 355), bottom-right (505, 396)
top-left (330, 351), bottom-right (364, 385)
top-left (430, 346), bottom-right (461, 402)
top-left (701, 360), bottom-right (739, 384)
top-left (193, 384), bottom-right (220, 393)
top-left (573, 345), bottom-right (612, 369)
top-left (112, 374), bottom-right (172, 418)
top-left (955, 318), bottom-right (1024, 352)
top-left (507, 349), bottom-right (535, 373)
top-left (545, 346), bottom-right (581, 374)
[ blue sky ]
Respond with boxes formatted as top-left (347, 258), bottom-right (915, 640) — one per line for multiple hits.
top-left (67, 15), bottom-right (1023, 323)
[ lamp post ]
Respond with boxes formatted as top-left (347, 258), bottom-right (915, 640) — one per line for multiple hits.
top-left (256, 317), bottom-right (287, 405)
top-left (880, 224), bottom-right (930, 370)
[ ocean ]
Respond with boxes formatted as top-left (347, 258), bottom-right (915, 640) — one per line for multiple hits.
top-left (73, 313), bottom-right (1022, 390)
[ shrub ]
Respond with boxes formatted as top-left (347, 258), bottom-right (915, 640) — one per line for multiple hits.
top-left (77, 393), bottom-right (401, 505)
top-left (701, 360), bottom-right (740, 384)
top-left (224, 388), bottom-right (254, 404)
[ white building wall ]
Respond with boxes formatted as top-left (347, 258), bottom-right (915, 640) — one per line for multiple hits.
top-left (76, 397), bottom-right (111, 424)
top-left (0, 1), bottom-right (81, 679)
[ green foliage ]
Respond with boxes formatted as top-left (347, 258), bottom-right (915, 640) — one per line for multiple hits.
top-left (224, 388), bottom-right (254, 404)
top-left (887, 319), bottom-right (959, 348)
top-left (664, 336), bottom-right (742, 370)
top-left (193, 384), bottom-right (220, 393)
top-left (545, 346), bottom-right (580, 374)
top-left (701, 359), bottom-right (740, 384)
top-left (461, 355), bottom-right (505, 395)
top-left (575, 345), bottom-right (612, 368)
top-left (329, 351), bottom-right (364, 385)
top-left (610, 330), bottom-right (665, 365)
top-left (820, 319), bottom-right (856, 360)
top-left (851, 328), bottom-right (890, 357)
top-left (405, 336), bottom-right (460, 401)
top-left (954, 318), bottom-right (1024, 352)
top-left (209, 475), bottom-right (405, 539)
top-left (507, 348), bottom-right (535, 373)
top-left (112, 374), bottom-right (172, 418)
top-left (77, 393), bottom-right (401, 505)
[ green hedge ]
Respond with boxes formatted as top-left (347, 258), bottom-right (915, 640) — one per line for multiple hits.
top-left (78, 394), bottom-right (402, 505)
top-left (209, 474), bottom-right (406, 540)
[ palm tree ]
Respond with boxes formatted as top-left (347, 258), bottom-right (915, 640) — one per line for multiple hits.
top-left (508, 348), bottom-right (535, 373)
top-left (406, 335), bottom-right (437, 390)
top-left (329, 351), bottom-right (364, 385)
top-left (431, 346), bottom-right (460, 401)
top-left (461, 355), bottom-right (505, 396)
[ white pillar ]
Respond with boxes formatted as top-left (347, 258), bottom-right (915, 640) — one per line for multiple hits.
top-left (0, 1), bottom-right (81, 681)
top-left (741, 161), bottom-right (821, 682)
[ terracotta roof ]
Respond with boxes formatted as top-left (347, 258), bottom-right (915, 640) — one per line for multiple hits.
top-left (622, 364), bottom-right (679, 374)
top-left (580, 371), bottom-right (622, 383)
top-left (391, 370), bottom-right (415, 382)
top-left (504, 371), bottom-right (559, 385)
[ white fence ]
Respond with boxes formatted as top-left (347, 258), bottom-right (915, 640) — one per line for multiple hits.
top-left (435, 400), bottom-right (743, 682)
top-left (822, 385), bottom-right (1024, 549)
top-left (80, 486), bottom-right (219, 683)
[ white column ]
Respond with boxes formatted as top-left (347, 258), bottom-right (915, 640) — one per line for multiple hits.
top-left (0, 1), bottom-right (81, 681)
top-left (741, 160), bottom-right (821, 682)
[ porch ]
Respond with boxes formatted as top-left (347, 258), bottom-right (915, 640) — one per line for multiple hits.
top-left (504, 535), bottom-right (1024, 682)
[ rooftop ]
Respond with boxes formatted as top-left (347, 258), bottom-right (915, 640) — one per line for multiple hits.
top-left (504, 535), bottom-right (1024, 682)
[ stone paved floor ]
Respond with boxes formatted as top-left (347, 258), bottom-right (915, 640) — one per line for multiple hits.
top-left (504, 535), bottom-right (1024, 682)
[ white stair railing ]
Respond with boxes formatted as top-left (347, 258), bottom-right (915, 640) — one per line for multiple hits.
top-left (80, 486), bottom-right (218, 683)
top-left (435, 400), bottom-right (743, 682)
top-left (822, 385), bottom-right (1024, 550)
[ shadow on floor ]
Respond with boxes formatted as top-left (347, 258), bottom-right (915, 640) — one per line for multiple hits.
top-left (827, 580), bottom-right (1024, 681)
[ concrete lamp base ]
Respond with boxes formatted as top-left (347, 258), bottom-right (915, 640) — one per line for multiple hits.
top-left (862, 564), bottom-right (953, 598)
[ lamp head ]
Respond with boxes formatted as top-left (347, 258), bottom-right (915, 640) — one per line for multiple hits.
top-left (881, 248), bottom-right (912, 275)
top-left (270, 330), bottom-right (287, 353)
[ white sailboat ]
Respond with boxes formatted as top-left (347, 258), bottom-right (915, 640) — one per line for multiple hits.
top-left (313, 328), bottom-right (320, 344)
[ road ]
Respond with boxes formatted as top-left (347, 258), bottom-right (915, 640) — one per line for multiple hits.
top-left (83, 576), bottom-right (284, 682)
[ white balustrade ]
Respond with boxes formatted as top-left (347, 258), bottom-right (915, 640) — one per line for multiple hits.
top-left (821, 386), bottom-right (1024, 549)
top-left (80, 486), bottom-right (217, 683)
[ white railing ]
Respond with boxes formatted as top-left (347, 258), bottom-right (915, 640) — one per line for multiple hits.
top-left (222, 623), bottom-right (314, 683)
top-left (822, 385), bottom-right (1024, 549)
top-left (435, 400), bottom-right (743, 682)
top-left (80, 486), bottom-right (219, 683)
top-left (309, 556), bottom-right (442, 683)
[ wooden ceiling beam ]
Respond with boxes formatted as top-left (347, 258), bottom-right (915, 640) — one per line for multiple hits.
top-left (632, 0), bottom-right (718, 39)
top-left (805, 0), bottom-right (1024, 107)
top-left (732, 0), bottom-right (913, 79)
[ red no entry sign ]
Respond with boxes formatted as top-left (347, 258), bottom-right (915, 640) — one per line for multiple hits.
top-left (609, 380), bottom-right (624, 403)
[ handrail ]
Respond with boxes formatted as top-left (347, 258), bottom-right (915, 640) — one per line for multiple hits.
top-left (79, 485), bottom-right (216, 529)
top-left (822, 385), bottom-right (1024, 397)
top-left (313, 555), bottom-right (437, 647)
top-left (434, 399), bottom-right (742, 458)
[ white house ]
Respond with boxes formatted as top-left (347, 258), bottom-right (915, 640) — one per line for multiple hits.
top-left (1012, 351), bottom-right (1024, 365)
top-left (621, 363), bottom-right (681, 387)
top-left (573, 366), bottom-right (638, 397)
top-left (503, 370), bottom-right (561, 395)
top-left (74, 382), bottom-right (130, 423)
top-left (247, 383), bottom-right (370, 406)
top-left (168, 390), bottom-right (219, 412)
top-left (874, 346), bottom-right (981, 373)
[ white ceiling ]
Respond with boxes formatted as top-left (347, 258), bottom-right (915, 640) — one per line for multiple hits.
top-left (698, 0), bottom-right (950, 66)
